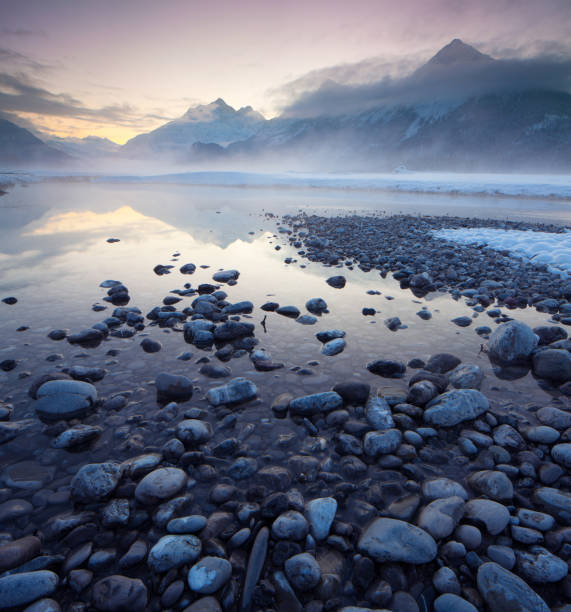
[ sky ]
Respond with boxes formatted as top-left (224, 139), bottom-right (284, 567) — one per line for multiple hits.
top-left (1, 0), bottom-right (571, 144)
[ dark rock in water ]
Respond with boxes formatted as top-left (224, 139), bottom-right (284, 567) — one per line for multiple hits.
top-left (212, 269), bottom-right (239, 283)
top-left (213, 321), bottom-right (255, 341)
top-left (68, 365), bottom-right (106, 382)
top-left (426, 353), bottom-right (461, 374)
top-left (384, 317), bottom-right (403, 331)
top-left (180, 263), bottom-right (196, 274)
top-left (35, 379), bottom-right (97, 421)
top-left (409, 370), bottom-right (448, 393)
top-left (106, 237), bottom-right (120, 243)
top-left (67, 328), bottom-right (104, 347)
top-left (326, 275), bottom-right (346, 289)
top-left (316, 329), bottom-right (345, 343)
top-left (366, 394), bottom-right (394, 429)
top-left (476, 325), bottom-right (492, 336)
top-left (2, 296), bottom-right (17, 305)
top-left (0, 359), bottom-right (16, 372)
top-left (424, 389), bottom-right (489, 427)
top-left (261, 301), bottom-right (279, 311)
top-left (188, 556), bottom-right (232, 594)
top-left (92, 575), bottom-right (148, 611)
top-left (53, 424), bottom-right (102, 449)
top-left (71, 462), bottom-right (121, 503)
top-left (223, 301), bottom-right (253, 315)
top-left (48, 329), bottom-right (68, 340)
top-left (367, 359), bottom-right (406, 378)
top-left (358, 517), bottom-right (437, 564)
top-left (0, 571), bottom-right (59, 608)
top-left (448, 364), bottom-right (484, 389)
top-left (306, 297), bottom-right (328, 314)
top-left (476, 562), bottom-right (549, 612)
top-left (206, 377), bottom-right (257, 406)
top-left (488, 320), bottom-right (538, 365)
top-left (532, 349), bottom-right (571, 383)
top-left (155, 373), bottom-right (193, 402)
top-left (154, 264), bottom-right (173, 275)
top-left (240, 526), bottom-right (269, 612)
top-left (362, 307), bottom-right (376, 316)
top-left (140, 338), bottom-right (162, 353)
top-left (333, 382), bottom-right (370, 405)
top-left (408, 358), bottom-right (426, 368)
top-left (533, 325), bottom-right (568, 345)
top-left (417, 309), bottom-right (432, 320)
top-left (452, 316), bottom-right (472, 327)
top-left (163, 295), bottom-right (181, 305)
top-left (296, 314), bottom-right (317, 325)
top-left (200, 363), bottom-right (231, 378)
top-left (276, 305), bottom-right (301, 318)
top-left (289, 391), bottom-right (343, 416)
top-left (198, 283), bottom-right (217, 294)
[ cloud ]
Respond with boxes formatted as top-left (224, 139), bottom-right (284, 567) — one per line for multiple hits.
top-left (0, 46), bottom-right (53, 72)
top-left (0, 28), bottom-right (46, 38)
top-left (277, 47), bottom-right (571, 118)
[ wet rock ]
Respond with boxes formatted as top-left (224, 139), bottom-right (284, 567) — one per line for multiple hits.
top-left (326, 275), bottom-right (346, 289)
top-left (168, 515), bottom-right (207, 534)
top-left (180, 263), bottom-right (196, 274)
top-left (101, 499), bottom-right (130, 527)
top-left (516, 546), bottom-right (568, 583)
top-left (0, 571), bottom-right (59, 608)
top-left (533, 325), bottom-right (567, 345)
top-left (463, 499), bottom-right (510, 535)
top-left (52, 425), bottom-right (102, 449)
top-left (533, 487), bottom-right (571, 519)
top-left (176, 420), bottom-right (213, 446)
top-left (488, 320), bottom-right (538, 364)
top-left (213, 321), bottom-right (255, 341)
top-left (552, 442), bottom-right (571, 467)
top-left (363, 429), bottom-right (402, 457)
top-left (366, 359), bottom-right (406, 378)
top-left (434, 593), bottom-right (477, 612)
top-left (135, 467), bottom-right (187, 504)
top-left (276, 305), bottom-right (301, 318)
top-left (140, 338), bottom-right (162, 353)
top-left (424, 389), bottom-right (489, 427)
top-left (384, 317), bottom-right (403, 331)
top-left (35, 379), bottom-right (97, 421)
top-left (537, 405), bottom-right (571, 430)
top-left (322, 338), bottom-right (345, 356)
top-left (422, 479), bottom-right (467, 502)
top-left (284, 553), bottom-right (321, 591)
top-left (492, 424), bottom-right (524, 450)
top-left (272, 511), bottom-right (309, 540)
top-left (0, 498), bottom-right (33, 523)
top-left (206, 377), bottom-right (257, 406)
top-left (448, 364), bottom-right (484, 390)
top-left (289, 392), bottom-right (343, 416)
top-left (155, 372), bottom-right (193, 402)
top-left (316, 329), bottom-right (345, 343)
top-left (212, 269), bottom-right (239, 283)
top-left (2, 296), bottom-right (17, 305)
top-left (467, 470), bottom-right (514, 500)
top-left (241, 526), bottom-right (269, 612)
top-left (148, 535), bottom-right (201, 572)
top-left (306, 297), bottom-right (328, 314)
top-left (477, 562), bottom-right (549, 612)
top-left (365, 395), bottom-right (394, 429)
top-left (0, 536), bottom-right (41, 572)
top-left (487, 545), bottom-right (516, 570)
top-left (92, 575), bottom-right (148, 611)
top-left (71, 463), bottom-right (121, 503)
top-left (418, 497), bottom-right (465, 540)
top-left (188, 556), bottom-right (232, 594)
top-left (67, 328), bottom-right (105, 346)
top-left (358, 517), bottom-right (437, 563)
top-left (532, 349), bottom-right (571, 383)
top-left (23, 599), bottom-right (61, 612)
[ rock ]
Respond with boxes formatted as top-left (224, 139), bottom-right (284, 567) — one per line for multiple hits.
top-left (176, 420), bottom-right (213, 445)
top-left (155, 373), bottom-right (193, 402)
top-left (71, 463), bottom-right (121, 503)
top-left (52, 424), bottom-right (102, 449)
top-left (289, 391), bottom-right (343, 416)
top-left (424, 389), bottom-right (489, 427)
top-left (23, 599), bottom-right (61, 612)
top-left (101, 499), bottom-right (130, 527)
top-left (448, 364), bottom-right (484, 390)
top-left (272, 511), bottom-right (309, 541)
top-left (223, 301), bottom-right (254, 315)
top-left (0, 571), bottom-right (59, 608)
top-left (296, 314), bottom-right (317, 325)
top-left (322, 338), bottom-right (346, 356)
top-left (534, 487), bottom-right (571, 518)
top-left (306, 497), bottom-right (337, 541)
top-left (35, 379), bottom-right (97, 421)
top-left (407, 380), bottom-right (438, 406)
top-left (306, 297), bottom-right (328, 314)
top-left (537, 406), bottom-right (571, 430)
top-left (206, 378), bottom-right (257, 406)
top-left (188, 556), bottom-right (232, 594)
top-left (366, 359), bottom-right (406, 378)
top-left (365, 395), bottom-right (394, 429)
top-left (422, 478), bottom-right (469, 501)
top-left (552, 443), bottom-right (571, 467)
top-left (183, 597), bottom-right (222, 612)
top-left (148, 535), bottom-right (201, 572)
top-left (135, 467), bottom-right (187, 504)
top-left (284, 553), bottom-right (321, 591)
top-left (533, 325), bottom-right (567, 345)
top-left (326, 275), bottom-right (346, 289)
top-left (434, 593), bottom-right (478, 612)
top-left (92, 575), bottom-right (148, 611)
top-left (0, 536), bottom-right (41, 572)
top-left (525, 426), bottom-right (560, 444)
top-left (363, 429), bottom-right (402, 457)
top-left (212, 269), bottom-right (239, 283)
top-left (333, 381), bottom-right (369, 405)
top-left (240, 527), bottom-right (269, 612)
top-left (276, 305), bottom-right (301, 318)
top-left (487, 545), bottom-right (516, 570)
top-left (477, 562), bottom-right (549, 612)
top-left (141, 338), bottom-right (162, 353)
top-left (213, 321), bottom-right (255, 340)
top-left (67, 328), bottom-right (104, 346)
top-left (358, 517), bottom-right (437, 563)
top-left (516, 546), bottom-right (568, 583)
top-left (0, 499), bottom-right (33, 523)
top-left (468, 471), bottom-right (514, 501)
top-left (168, 515), bottom-right (207, 534)
top-left (433, 566), bottom-right (461, 594)
top-left (488, 320), bottom-right (538, 364)
top-left (316, 329), bottom-right (346, 343)
top-left (418, 497), bottom-right (465, 540)
top-left (463, 499), bottom-right (510, 535)
top-left (492, 424), bottom-right (525, 449)
top-left (532, 349), bottom-right (571, 383)
top-left (384, 317), bottom-right (402, 331)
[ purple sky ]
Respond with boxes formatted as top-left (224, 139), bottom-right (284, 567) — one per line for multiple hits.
top-left (1, 0), bottom-right (570, 142)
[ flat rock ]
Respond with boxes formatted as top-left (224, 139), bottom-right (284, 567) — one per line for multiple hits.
top-left (424, 389), bottom-right (489, 427)
top-left (0, 571), bottom-right (59, 608)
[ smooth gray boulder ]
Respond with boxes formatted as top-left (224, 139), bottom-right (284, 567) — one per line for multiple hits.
top-left (418, 496), bottom-right (465, 540)
top-left (488, 320), bottom-right (538, 364)
top-left (464, 499), bottom-right (510, 535)
top-left (135, 467), bottom-right (187, 505)
top-left (477, 562), bottom-right (549, 612)
top-left (0, 571), bottom-right (59, 608)
top-left (306, 497), bottom-right (337, 541)
top-left (188, 556), bottom-right (232, 594)
top-left (358, 517), bottom-right (437, 563)
top-left (424, 389), bottom-right (489, 427)
top-left (35, 379), bottom-right (97, 420)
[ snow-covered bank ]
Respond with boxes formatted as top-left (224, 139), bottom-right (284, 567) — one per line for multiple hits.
top-left (1, 170), bottom-right (571, 200)
top-left (434, 228), bottom-right (571, 278)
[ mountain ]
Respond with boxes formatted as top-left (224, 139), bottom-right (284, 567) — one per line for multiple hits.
top-left (122, 98), bottom-right (265, 160)
top-left (227, 39), bottom-right (571, 171)
top-left (46, 135), bottom-right (120, 158)
top-left (0, 118), bottom-right (70, 166)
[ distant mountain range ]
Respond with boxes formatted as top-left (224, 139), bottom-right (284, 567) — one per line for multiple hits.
top-left (1, 39), bottom-right (570, 171)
